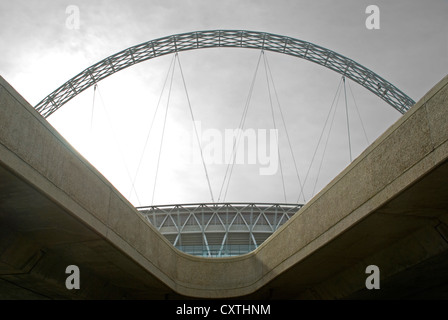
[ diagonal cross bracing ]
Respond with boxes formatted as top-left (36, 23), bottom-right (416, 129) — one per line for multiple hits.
top-left (34, 30), bottom-right (415, 118)
top-left (138, 202), bottom-right (303, 257)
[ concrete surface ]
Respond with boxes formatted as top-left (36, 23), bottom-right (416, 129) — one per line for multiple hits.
top-left (0, 72), bottom-right (447, 299)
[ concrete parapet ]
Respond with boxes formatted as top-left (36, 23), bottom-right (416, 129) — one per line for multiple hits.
top-left (0, 73), bottom-right (447, 299)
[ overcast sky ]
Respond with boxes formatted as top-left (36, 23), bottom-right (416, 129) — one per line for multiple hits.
top-left (1, 0), bottom-right (447, 207)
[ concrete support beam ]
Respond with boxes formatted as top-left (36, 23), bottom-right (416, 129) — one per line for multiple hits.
top-left (0, 72), bottom-right (447, 299)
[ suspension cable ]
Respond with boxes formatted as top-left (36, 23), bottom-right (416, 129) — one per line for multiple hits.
top-left (90, 83), bottom-right (98, 132)
top-left (296, 77), bottom-right (344, 203)
top-left (262, 52), bottom-right (287, 203)
top-left (129, 55), bottom-right (176, 202)
top-left (219, 50), bottom-right (264, 202)
top-left (343, 76), bottom-right (353, 163)
top-left (347, 79), bottom-right (370, 145)
top-left (263, 52), bottom-right (306, 203)
top-left (176, 53), bottom-right (216, 203)
top-left (312, 80), bottom-right (343, 195)
top-left (95, 85), bottom-right (141, 205)
top-left (151, 54), bottom-right (176, 205)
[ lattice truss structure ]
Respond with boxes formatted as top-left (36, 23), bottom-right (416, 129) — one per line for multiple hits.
top-left (35, 30), bottom-right (415, 118)
top-left (138, 203), bottom-right (303, 257)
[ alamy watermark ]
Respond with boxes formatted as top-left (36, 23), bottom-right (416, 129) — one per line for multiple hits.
top-left (365, 265), bottom-right (380, 289)
top-left (65, 265), bottom-right (80, 290)
top-left (191, 122), bottom-right (279, 176)
top-left (65, 5), bottom-right (80, 30)
top-left (365, 5), bottom-right (380, 30)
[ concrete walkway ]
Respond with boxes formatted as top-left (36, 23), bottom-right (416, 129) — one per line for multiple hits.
top-left (1, 73), bottom-right (447, 299)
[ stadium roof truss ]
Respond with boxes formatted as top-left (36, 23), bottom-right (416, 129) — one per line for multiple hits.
top-left (138, 203), bottom-right (303, 257)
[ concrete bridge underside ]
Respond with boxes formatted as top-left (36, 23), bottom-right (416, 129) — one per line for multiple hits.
top-left (0, 74), bottom-right (447, 299)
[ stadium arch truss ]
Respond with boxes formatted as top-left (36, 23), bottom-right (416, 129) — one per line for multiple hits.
top-left (138, 203), bottom-right (303, 257)
top-left (35, 30), bottom-right (415, 118)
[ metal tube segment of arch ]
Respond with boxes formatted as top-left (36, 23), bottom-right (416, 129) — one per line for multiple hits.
top-left (35, 30), bottom-right (415, 118)
top-left (137, 202), bottom-right (303, 257)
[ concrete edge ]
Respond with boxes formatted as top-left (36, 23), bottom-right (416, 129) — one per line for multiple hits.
top-left (1, 73), bottom-right (447, 298)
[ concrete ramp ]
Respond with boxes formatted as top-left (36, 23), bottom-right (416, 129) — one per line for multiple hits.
top-left (0, 73), bottom-right (447, 299)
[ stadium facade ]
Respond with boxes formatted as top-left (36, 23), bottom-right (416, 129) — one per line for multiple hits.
top-left (138, 203), bottom-right (303, 257)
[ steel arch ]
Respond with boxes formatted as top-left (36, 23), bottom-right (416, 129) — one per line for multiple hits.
top-left (35, 30), bottom-right (415, 118)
